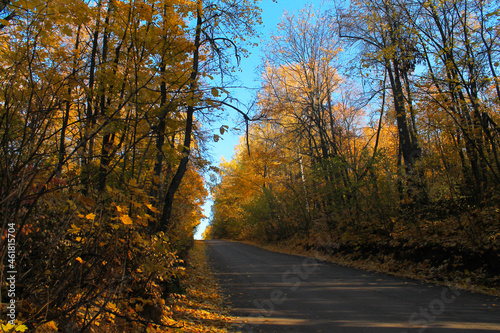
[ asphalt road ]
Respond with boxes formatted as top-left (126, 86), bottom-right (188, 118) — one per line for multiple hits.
top-left (205, 240), bottom-right (500, 333)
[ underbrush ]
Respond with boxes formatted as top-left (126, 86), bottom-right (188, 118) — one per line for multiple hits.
top-left (1, 240), bottom-right (236, 332)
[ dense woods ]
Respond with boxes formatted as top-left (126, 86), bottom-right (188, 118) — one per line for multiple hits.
top-left (209, 1), bottom-right (500, 290)
top-left (1, 0), bottom-right (500, 330)
top-left (0, 0), bottom-right (259, 331)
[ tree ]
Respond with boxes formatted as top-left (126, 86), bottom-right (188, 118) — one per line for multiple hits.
top-left (0, 0), bottom-right (262, 329)
top-left (403, 0), bottom-right (500, 200)
top-left (210, 1), bottom-right (500, 291)
top-left (156, 0), bottom-right (262, 231)
top-left (210, 6), bottom-right (378, 239)
top-left (262, 6), bottom-right (342, 161)
top-left (337, 0), bottom-right (423, 178)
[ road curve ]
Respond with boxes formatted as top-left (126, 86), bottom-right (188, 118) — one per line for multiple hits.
top-left (205, 239), bottom-right (500, 333)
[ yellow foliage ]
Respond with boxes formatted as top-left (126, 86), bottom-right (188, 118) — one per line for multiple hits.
top-left (0, 321), bottom-right (28, 333)
top-left (119, 214), bottom-right (133, 225)
top-left (146, 203), bottom-right (160, 214)
top-left (0, 0), bottom-right (259, 330)
top-left (35, 321), bottom-right (58, 332)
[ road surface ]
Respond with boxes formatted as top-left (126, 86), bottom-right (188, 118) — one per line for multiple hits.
top-left (206, 240), bottom-right (500, 333)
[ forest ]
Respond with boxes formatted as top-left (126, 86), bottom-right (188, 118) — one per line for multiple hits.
top-left (208, 0), bottom-right (500, 294)
top-left (0, 0), bottom-right (259, 331)
top-left (0, 0), bottom-right (499, 331)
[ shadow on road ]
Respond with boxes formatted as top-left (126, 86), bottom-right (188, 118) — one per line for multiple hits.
top-left (206, 240), bottom-right (500, 333)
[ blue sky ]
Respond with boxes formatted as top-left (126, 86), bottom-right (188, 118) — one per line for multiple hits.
top-left (194, 0), bottom-right (328, 239)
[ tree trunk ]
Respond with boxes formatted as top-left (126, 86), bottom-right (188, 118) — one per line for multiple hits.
top-left (387, 59), bottom-right (419, 172)
top-left (157, 2), bottom-right (202, 232)
top-left (97, 3), bottom-right (112, 192)
top-left (81, 0), bottom-right (102, 194)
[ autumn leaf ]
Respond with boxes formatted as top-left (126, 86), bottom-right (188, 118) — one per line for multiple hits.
top-left (69, 224), bottom-right (81, 233)
top-left (1, 323), bottom-right (14, 331)
top-left (146, 203), bottom-right (160, 214)
top-left (35, 321), bottom-right (57, 331)
top-left (85, 213), bottom-right (96, 220)
top-left (152, 175), bottom-right (161, 184)
top-left (61, 25), bottom-right (73, 37)
top-left (0, 19), bottom-right (11, 27)
top-left (211, 87), bottom-right (219, 97)
top-left (120, 215), bottom-right (133, 225)
top-left (220, 125), bottom-right (229, 135)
